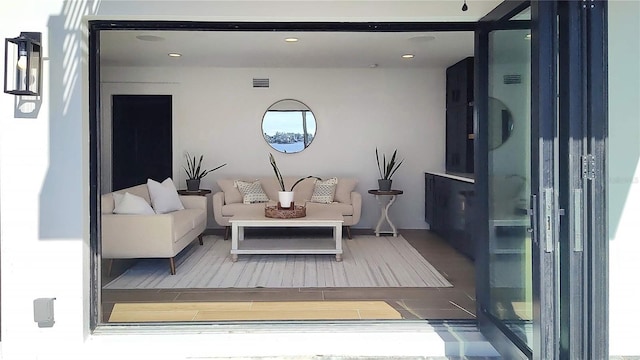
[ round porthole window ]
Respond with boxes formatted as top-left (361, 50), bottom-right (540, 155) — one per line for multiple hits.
top-left (262, 99), bottom-right (316, 154)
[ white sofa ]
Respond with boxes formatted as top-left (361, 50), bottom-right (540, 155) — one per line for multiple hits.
top-left (101, 184), bottom-right (207, 275)
top-left (213, 176), bottom-right (361, 239)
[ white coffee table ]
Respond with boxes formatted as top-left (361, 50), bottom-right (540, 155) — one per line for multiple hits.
top-left (229, 209), bottom-right (344, 262)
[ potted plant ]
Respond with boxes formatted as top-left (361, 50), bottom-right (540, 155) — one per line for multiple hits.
top-left (269, 153), bottom-right (319, 208)
top-left (184, 152), bottom-right (227, 191)
top-left (376, 148), bottom-right (404, 191)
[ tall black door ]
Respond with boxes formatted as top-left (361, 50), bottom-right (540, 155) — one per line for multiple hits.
top-left (112, 95), bottom-right (172, 190)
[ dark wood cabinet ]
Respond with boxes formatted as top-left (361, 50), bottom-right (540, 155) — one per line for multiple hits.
top-left (424, 173), bottom-right (436, 226)
top-left (424, 173), bottom-right (475, 260)
top-left (445, 57), bottom-right (474, 174)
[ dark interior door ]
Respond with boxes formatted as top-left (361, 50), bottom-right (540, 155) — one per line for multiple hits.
top-left (112, 95), bottom-right (172, 190)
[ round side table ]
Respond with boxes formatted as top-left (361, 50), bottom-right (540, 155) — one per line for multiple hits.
top-left (177, 189), bottom-right (212, 196)
top-left (368, 189), bottom-right (403, 237)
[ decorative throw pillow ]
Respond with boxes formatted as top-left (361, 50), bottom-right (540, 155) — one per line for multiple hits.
top-left (234, 180), bottom-right (270, 204)
top-left (311, 177), bottom-right (338, 204)
top-left (112, 192), bottom-right (155, 215)
top-left (334, 178), bottom-right (358, 204)
top-left (147, 178), bottom-right (185, 214)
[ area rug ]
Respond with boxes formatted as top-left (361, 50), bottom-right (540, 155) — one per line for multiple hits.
top-left (103, 235), bottom-right (452, 289)
top-left (108, 301), bottom-right (403, 322)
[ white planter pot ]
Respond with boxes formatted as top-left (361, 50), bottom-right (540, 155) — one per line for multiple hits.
top-left (278, 191), bottom-right (295, 208)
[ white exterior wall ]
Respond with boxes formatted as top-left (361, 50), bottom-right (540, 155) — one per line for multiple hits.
top-left (0, 0), bottom-right (638, 359)
top-left (608, 0), bottom-right (640, 357)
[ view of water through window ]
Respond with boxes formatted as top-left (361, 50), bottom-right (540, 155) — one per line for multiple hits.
top-left (262, 109), bottom-right (316, 153)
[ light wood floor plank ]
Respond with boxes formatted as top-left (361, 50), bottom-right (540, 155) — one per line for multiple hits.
top-left (108, 300), bottom-right (403, 322)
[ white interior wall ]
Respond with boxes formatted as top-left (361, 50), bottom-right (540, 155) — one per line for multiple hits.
top-left (101, 65), bottom-right (447, 229)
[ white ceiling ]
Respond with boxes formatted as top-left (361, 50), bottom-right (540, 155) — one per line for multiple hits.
top-left (97, 0), bottom-right (511, 69)
top-left (100, 30), bottom-right (476, 69)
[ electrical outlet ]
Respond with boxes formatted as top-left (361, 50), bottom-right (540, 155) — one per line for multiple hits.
top-left (33, 298), bottom-right (56, 328)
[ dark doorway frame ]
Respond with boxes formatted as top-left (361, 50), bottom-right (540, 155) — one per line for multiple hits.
top-left (88, 19), bottom-right (479, 331)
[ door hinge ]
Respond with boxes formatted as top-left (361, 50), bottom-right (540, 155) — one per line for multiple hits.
top-left (582, 154), bottom-right (596, 180)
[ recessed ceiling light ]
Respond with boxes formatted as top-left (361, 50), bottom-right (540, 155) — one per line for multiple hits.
top-left (168, 53), bottom-right (182, 57)
top-left (136, 35), bottom-right (165, 42)
top-left (408, 35), bottom-right (436, 43)
top-left (285, 37), bottom-right (299, 43)
top-left (402, 54), bottom-right (415, 59)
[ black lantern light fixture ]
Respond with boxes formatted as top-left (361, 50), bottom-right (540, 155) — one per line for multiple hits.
top-left (4, 32), bottom-right (42, 96)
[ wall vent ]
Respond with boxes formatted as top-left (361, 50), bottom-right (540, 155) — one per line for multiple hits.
top-left (253, 78), bottom-right (270, 88)
top-left (503, 74), bottom-right (522, 84)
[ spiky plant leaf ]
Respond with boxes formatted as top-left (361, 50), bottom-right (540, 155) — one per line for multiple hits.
top-left (375, 148), bottom-right (403, 180)
top-left (184, 152), bottom-right (227, 180)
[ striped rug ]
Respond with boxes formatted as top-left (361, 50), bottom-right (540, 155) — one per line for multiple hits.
top-left (103, 235), bottom-right (452, 289)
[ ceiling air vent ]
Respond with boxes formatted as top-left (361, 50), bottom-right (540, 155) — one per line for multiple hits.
top-left (253, 78), bottom-right (270, 88)
top-left (503, 74), bottom-right (522, 84)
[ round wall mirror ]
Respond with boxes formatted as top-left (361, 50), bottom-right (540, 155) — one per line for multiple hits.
top-left (262, 99), bottom-right (316, 153)
top-left (488, 97), bottom-right (514, 150)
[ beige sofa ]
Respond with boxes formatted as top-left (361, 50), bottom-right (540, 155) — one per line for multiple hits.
top-left (101, 184), bottom-right (207, 275)
top-left (213, 176), bottom-right (361, 238)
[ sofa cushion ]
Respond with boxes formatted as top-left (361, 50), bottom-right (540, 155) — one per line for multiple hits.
top-left (334, 178), bottom-right (358, 204)
top-left (188, 208), bottom-right (207, 228)
top-left (259, 177), bottom-right (282, 201)
top-left (217, 179), bottom-right (243, 204)
top-left (112, 192), bottom-right (155, 215)
top-left (311, 177), bottom-right (338, 203)
top-left (147, 178), bottom-right (185, 214)
top-left (118, 184), bottom-right (151, 204)
top-left (235, 180), bottom-right (270, 204)
top-left (305, 201), bottom-right (353, 216)
top-left (259, 176), bottom-right (317, 203)
top-left (171, 209), bottom-right (198, 242)
top-left (221, 202), bottom-right (277, 216)
top-left (102, 184), bottom-right (151, 214)
top-left (289, 177), bottom-right (316, 203)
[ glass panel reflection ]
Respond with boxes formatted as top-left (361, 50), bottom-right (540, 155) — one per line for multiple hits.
top-left (487, 25), bottom-right (532, 347)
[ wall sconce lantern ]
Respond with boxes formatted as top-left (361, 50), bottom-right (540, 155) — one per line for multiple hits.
top-left (4, 32), bottom-right (42, 96)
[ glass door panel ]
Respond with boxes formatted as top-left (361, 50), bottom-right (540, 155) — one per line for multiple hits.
top-left (479, 1), bottom-right (604, 358)
top-left (487, 13), bottom-right (532, 348)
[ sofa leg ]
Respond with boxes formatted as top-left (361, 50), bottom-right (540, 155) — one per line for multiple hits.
top-left (224, 226), bottom-right (230, 240)
top-left (198, 233), bottom-right (204, 245)
top-left (169, 257), bottom-right (176, 275)
top-left (345, 226), bottom-right (352, 239)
